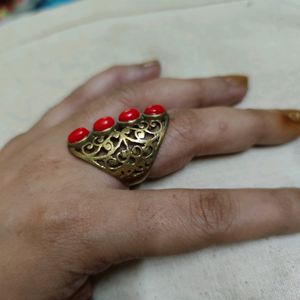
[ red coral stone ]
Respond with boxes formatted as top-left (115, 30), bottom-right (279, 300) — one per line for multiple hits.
top-left (118, 108), bottom-right (140, 122)
top-left (68, 128), bottom-right (89, 143)
top-left (93, 116), bottom-right (115, 131)
top-left (144, 104), bottom-right (165, 115)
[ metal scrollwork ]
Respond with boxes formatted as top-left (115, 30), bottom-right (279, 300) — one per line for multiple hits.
top-left (68, 113), bottom-right (169, 186)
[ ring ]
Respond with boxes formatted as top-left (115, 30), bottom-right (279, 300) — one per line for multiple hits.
top-left (67, 104), bottom-right (169, 186)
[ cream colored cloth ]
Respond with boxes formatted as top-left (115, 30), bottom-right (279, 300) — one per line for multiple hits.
top-left (0, 0), bottom-right (299, 299)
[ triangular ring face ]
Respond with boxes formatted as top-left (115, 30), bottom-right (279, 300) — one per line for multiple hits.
top-left (68, 113), bottom-right (169, 186)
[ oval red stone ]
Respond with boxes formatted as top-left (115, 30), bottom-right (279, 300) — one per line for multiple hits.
top-left (93, 116), bottom-right (115, 131)
top-left (68, 127), bottom-right (89, 143)
top-left (144, 104), bottom-right (165, 115)
top-left (119, 108), bottom-right (140, 122)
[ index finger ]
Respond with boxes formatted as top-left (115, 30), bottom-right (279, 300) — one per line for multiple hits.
top-left (120, 188), bottom-right (300, 257)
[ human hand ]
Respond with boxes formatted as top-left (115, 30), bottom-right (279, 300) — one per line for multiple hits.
top-left (1, 61), bottom-right (299, 300)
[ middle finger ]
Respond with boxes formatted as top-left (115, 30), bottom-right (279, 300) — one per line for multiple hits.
top-left (69, 75), bottom-right (248, 129)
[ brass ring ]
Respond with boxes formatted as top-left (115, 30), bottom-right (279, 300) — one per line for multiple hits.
top-left (67, 105), bottom-right (169, 186)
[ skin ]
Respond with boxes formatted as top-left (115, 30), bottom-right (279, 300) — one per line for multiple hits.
top-left (0, 61), bottom-right (299, 300)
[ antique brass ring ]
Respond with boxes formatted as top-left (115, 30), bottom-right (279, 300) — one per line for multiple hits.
top-left (67, 104), bottom-right (169, 186)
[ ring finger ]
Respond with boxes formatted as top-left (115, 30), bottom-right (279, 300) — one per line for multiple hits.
top-left (150, 107), bottom-right (300, 177)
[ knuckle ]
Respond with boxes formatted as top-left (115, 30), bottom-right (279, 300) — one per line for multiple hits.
top-left (209, 107), bottom-right (232, 135)
top-left (271, 189), bottom-right (300, 234)
top-left (37, 108), bottom-right (59, 128)
top-left (212, 108), bottom-right (232, 136)
top-left (133, 196), bottom-right (169, 255)
top-left (188, 190), bottom-right (237, 243)
top-left (169, 110), bottom-right (199, 145)
top-left (113, 84), bottom-right (139, 107)
top-left (105, 66), bottom-right (125, 86)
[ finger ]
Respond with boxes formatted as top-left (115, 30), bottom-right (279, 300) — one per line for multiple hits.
top-left (122, 188), bottom-right (300, 257)
top-left (68, 75), bottom-right (248, 128)
top-left (35, 61), bottom-right (161, 129)
top-left (150, 108), bottom-right (300, 177)
top-left (6, 62), bottom-right (160, 155)
top-left (111, 75), bottom-right (248, 109)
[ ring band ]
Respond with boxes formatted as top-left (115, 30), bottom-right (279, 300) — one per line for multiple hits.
top-left (67, 104), bottom-right (169, 186)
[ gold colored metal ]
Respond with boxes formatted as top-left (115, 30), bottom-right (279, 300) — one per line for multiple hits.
top-left (68, 113), bottom-right (169, 186)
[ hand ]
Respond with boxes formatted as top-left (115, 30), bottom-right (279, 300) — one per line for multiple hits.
top-left (0, 61), bottom-right (299, 300)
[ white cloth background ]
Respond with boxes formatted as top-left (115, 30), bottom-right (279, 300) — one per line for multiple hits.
top-left (0, 0), bottom-right (299, 299)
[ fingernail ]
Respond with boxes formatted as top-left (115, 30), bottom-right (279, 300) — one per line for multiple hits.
top-left (223, 75), bottom-right (248, 89)
top-left (283, 110), bottom-right (300, 123)
top-left (141, 60), bottom-right (160, 68)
